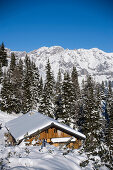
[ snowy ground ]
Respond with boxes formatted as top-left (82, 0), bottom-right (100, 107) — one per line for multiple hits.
top-left (0, 111), bottom-right (108, 170)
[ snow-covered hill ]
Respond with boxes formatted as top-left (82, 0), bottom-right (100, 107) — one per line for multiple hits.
top-left (7, 46), bottom-right (113, 83)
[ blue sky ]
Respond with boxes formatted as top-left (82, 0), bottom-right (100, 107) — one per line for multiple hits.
top-left (0, 0), bottom-right (113, 52)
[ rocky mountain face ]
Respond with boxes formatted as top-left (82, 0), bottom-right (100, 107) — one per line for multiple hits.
top-left (6, 46), bottom-right (113, 83)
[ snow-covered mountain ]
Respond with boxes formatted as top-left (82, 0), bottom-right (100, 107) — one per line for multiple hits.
top-left (7, 46), bottom-right (113, 83)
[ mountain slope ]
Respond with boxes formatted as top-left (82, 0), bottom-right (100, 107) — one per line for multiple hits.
top-left (7, 46), bottom-right (113, 83)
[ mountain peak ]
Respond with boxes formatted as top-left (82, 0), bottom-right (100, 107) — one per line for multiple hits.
top-left (90, 48), bottom-right (100, 51)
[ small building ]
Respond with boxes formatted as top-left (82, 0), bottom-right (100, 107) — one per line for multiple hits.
top-left (5, 111), bottom-right (86, 149)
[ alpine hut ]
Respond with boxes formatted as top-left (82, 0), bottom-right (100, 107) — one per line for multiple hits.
top-left (5, 111), bottom-right (86, 148)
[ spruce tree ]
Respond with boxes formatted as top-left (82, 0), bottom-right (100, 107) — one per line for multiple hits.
top-left (38, 59), bottom-right (55, 117)
top-left (101, 81), bottom-right (106, 100)
top-left (1, 71), bottom-right (12, 113)
top-left (71, 66), bottom-right (81, 129)
top-left (78, 79), bottom-right (86, 132)
top-left (13, 58), bottom-right (24, 113)
top-left (6, 53), bottom-right (22, 113)
top-left (0, 63), bottom-right (3, 83)
top-left (17, 58), bottom-right (24, 88)
top-left (38, 76), bottom-right (43, 98)
top-left (38, 85), bottom-right (48, 114)
top-left (104, 81), bottom-right (113, 169)
top-left (71, 66), bottom-right (80, 100)
top-left (0, 42), bottom-right (8, 67)
top-left (81, 75), bottom-right (104, 168)
top-left (38, 77), bottom-right (45, 113)
top-left (106, 100), bottom-right (113, 169)
top-left (10, 53), bottom-right (16, 72)
top-left (62, 72), bottom-right (75, 125)
top-left (62, 72), bottom-right (70, 124)
top-left (44, 59), bottom-right (55, 117)
top-left (45, 59), bottom-right (54, 96)
top-left (54, 69), bottom-right (63, 120)
top-left (1, 53), bottom-right (19, 113)
top-left (31, 61), bottom-right (40, 109)
top-left (22, 55), bottom-right (33, 113)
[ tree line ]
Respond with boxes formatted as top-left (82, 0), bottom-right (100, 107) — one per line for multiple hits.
top-left (0, 43), bottom-right (112, 169)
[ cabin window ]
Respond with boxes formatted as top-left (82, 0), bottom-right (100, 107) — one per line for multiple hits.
top-left (45, 129), bottom-right (48, 133)
top-left (54, 129), bottom-right (57, 133)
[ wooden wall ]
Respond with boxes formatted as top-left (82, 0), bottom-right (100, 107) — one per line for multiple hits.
top-left (25, 127), bottom-right (82, 149)
top-left (39, 128), bottom-right (71, 139)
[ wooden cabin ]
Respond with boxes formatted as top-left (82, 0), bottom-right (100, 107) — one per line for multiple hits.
top-left (5, 111), bottom-right (86, 149)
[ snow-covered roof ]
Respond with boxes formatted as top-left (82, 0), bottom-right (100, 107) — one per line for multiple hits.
top-left (5, 111), bottom-right (86, 142)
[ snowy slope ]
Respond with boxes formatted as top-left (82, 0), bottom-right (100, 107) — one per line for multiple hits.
top-left (6, 46), bottom-right (113, 83)
top-left (0, 111), bottom-right (108, 170)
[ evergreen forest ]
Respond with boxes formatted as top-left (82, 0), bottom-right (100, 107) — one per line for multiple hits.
top-left (0, 43), bottom-right (113, 169)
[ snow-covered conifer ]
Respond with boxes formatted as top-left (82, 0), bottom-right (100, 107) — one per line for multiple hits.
top-left (0, 42), bottom-right (8, 67)
top-left (39, 59), bottom-right (55, 117)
